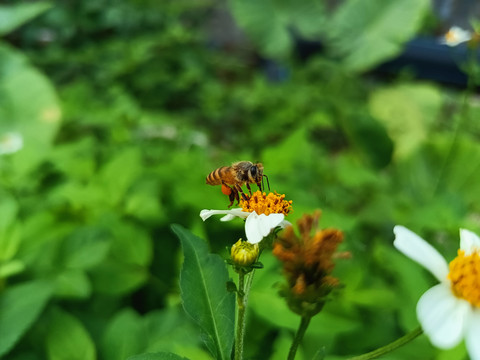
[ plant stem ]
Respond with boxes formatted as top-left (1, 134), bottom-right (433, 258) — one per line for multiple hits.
top-left (346, 327), bottom-right (423, 360)
top-left (287, 315), bottom-right (311, 360)
top-left (235, 270), bottom-right (255, 360)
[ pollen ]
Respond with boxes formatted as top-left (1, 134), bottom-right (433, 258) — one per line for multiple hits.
top-left (448, 249), bottom-right (480, 307)
top-left (240, 190), bottom-right (292, 216)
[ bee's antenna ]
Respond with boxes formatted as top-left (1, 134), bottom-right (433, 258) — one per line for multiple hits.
top-left (262, 174), bottom-right (270, 192)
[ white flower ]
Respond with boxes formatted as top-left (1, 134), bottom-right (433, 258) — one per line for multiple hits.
top-left (440, 26), bottom-right (472, 47)
top-left (0, 132), bottom-right (23, 155)
top-left (200, 208), bottom-right (289, 244)
top-left (393, 226), bottom-right (480, 359)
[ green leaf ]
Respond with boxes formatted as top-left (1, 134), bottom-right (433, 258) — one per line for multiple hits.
top-left (229, 0), bottom-right (291, 58)
top-left (98, 148), bottom-right (142, 206)
top-left (62, 227), bottom-right (111, 270)
top-left (172, 224), bottom-right (235, 360)
top-left (90, 260), bottom-right (148, 295)
top-left (102, 309), bottom-right (146, 360)
top-left (229, 0), bottom-right (326, 58)
top-left (0, 44), bottom-right (61, 176)
top-left (328, 0), bottom-right (430, 72)
top-left (0, 280), bottom-right (54, 358)
top-left (127, 353), bottom-right (189, 360)
top-left (46, 308), bottom-right (96, 360)
top-left (0, 2), bottom-right (52, 36)
top-left (369, 83), bottom-right (442, 160)
top-left (54, 269), bottom-right (91, 299)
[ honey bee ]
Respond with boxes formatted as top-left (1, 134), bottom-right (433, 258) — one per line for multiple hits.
top-left (206, 161), bottom-right (269, 207)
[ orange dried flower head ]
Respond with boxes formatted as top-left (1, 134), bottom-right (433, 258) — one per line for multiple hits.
top-left (273, 211), bottom-right (346, 316)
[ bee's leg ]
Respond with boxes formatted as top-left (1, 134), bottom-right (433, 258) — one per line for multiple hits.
top-left (228, 191), bottom-right (236, 208)
top-left (256, 181), bottom-right (262, 192)
top-left (246, 183), bottom-right (253, 195)
top-left (235, 184), bottom-right (248, 202)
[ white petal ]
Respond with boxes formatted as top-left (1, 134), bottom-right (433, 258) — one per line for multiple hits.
top-left (460, 229), bottom-right (480, 255)
top-left (417, 283), bottom-right (470, 349)
top-left (245, 212), bottom-right (284, 244)
top-left (199, 208), bottom-right (247, 221)
top-left (393, 226), bottom-right (449, 282)
top-left (465, 308), bottom-right (480, 360)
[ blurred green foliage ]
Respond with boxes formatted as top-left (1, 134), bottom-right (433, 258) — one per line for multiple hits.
top-left (1, 0), bottom-right (480, 359)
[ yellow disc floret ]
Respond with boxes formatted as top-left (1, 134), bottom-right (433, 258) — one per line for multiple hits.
top-left (448, 249), bottom-right (480, 307)
top-left (240, 191), bottom-right (292, 216)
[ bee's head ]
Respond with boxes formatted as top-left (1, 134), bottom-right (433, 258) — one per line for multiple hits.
top-left (248, 163), bottom-right (263, 183)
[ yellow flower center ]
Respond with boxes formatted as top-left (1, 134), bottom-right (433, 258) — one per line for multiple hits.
top-left (448, 249), bottom-right (480, 307)
top-left (240, 191), bottom-right (292, 216)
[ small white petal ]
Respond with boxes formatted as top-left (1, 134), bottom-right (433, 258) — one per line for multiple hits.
top-left (417, 283), bottom-right (470, 349)
top-left (393, 226), bottom-right (449, 282)
top-left (459, 229), bottom-right (480, 255)
top-left (440, 26), bottom-right (472, 47)
top-left (245, 212), bottom-right (284, 244)
top-left (199, 208), bottom-right (247, 221)
top-left (465, 308), bottom-right (480, 360)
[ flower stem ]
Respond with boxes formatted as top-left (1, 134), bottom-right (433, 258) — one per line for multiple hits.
top-left (287, 315), bottom-right (311, 360)
top-left (235, 270), bottom-right (255, 360)
top-left (346, 327), bottom-right (423, 360)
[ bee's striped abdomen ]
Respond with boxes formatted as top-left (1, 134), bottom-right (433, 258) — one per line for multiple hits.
top-left (206, 166), bottom-right (229, 185)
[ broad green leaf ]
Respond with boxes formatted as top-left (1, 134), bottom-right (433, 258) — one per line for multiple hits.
top-left (142, 308), bottom-right (213, 360)
top-left (0, 192), bottom-right (21, 261)
top-left (0, 280), bottom-right (54, 358)
top-left (46, 308), bottom-right (96, 360)
top-left (369, 83), bottom-right (442, 160)
top-left (229, 0), bottom-right (326, 58)
top-left (102, 309), bottom-right (146, 360)
top-left (98, 147), bottom-right (142, 206)
top-left (172, 224), bottom-right (235, 360)
top-left (62, 227), bottom-right (111, 270)
top-left (110, 222), bottom-right (152, 266)
top-left (229, 0), bottom-right (291, 58)
top-left (328, 0), bottom-right (429, 72)
top-left (54, 269), bottom-right (91, 299)
top-left (0, 44), bottom-right (61, 176)
top-left (0, 259), bottom-right (25, 278)
top-left (0, 2), bottom-right (52, 36)
top-left (127, 353), bottom-right (189, 360)
top-left (90, 260), bottom-right (148, 295)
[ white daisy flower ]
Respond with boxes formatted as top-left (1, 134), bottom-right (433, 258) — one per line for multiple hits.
top-left (440, 26), bottom-right (472, 47)
top-left (0, 132), bottom-right (23, 155)
top-left (393, 226), bottom-right (480, 359)
top-left (200, 191), bottom-right (292, 244)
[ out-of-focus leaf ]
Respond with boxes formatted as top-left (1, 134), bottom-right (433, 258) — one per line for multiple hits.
top-left (0, 280), bottom-right (54, 358)
top-left (46, 308), bottom-right (96, 360)
top-left (110, 223), bottom-right (152, 266)
top-left (271, 331), bottom-right (304, 360)
top-left (98, 147), bottom-right (142, 206)
top-left (0, 259), bottom-right (25, 278)
top-left (173, 224), bottom-right (235, 360)
top-left (102, 309), bottom-right (146, 360)
top-left (328, 0), bottom-right (430, 72)
top-left (54, 269), bottom-right (91, 299)
top-left (0, 44), bottom-right (61, 175)
top-left (90, 260), bottom-right (148, 295)
top-left (142, 308), bottom-right (212, 360)
top-left (127, 353), bottom-right (189, 360)
top-left (0, 2), bottom-right (52, 36)
top-left (62, 227), bottom-right (111, 270)
top-left (369, 83), bottom-right (442, 159)
top-left (229, 0), bottom-right (325, 58)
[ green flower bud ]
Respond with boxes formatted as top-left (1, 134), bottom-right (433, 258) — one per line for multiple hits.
top-left (231, 239), bottom-right (259, 267)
